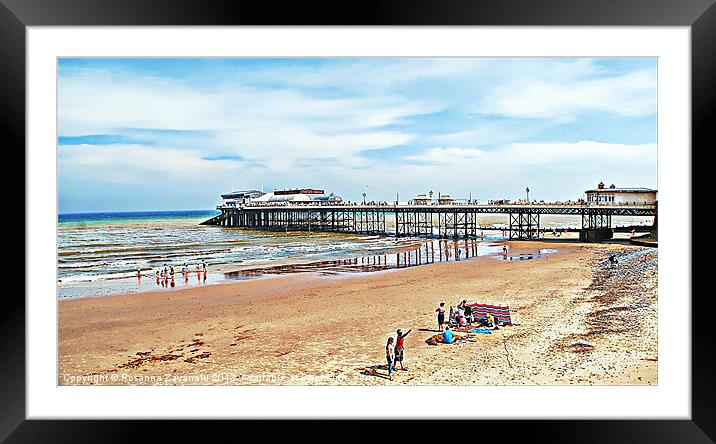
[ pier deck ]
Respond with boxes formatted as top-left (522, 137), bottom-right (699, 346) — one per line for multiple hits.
top-left (202, 203), bottom-right (657, 241)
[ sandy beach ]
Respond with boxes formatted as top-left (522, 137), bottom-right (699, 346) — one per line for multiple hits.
top-left (58, 240), bottom-right (657, 386)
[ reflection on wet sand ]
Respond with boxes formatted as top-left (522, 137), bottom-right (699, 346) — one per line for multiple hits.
top-left (225, 239), bottom-right (503, 279)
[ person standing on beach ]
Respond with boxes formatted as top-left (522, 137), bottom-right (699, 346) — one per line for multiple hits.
top-left (502, 244), bottom-right (508, 258)
top-left (137, 268), bottom-right (141, 283)
top-left (464, 303), bottom-right (474, 325)
top-left (155, 270), bottom-right (160, 286)
top-left (394, 329), bottom-right (412, 371)
top-left (436, 302), bottom-right (446, 331)
top-left (385, 337), bottom-right (395, 381)
top-left (196, 264), bottom-right (201, 282)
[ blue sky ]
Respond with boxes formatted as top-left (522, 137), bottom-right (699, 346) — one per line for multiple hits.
top-left (58, 57), bottom-right (657, 213)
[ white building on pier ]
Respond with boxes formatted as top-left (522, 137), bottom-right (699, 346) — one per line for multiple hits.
top-left (585, 182), bottom-right (657, 205)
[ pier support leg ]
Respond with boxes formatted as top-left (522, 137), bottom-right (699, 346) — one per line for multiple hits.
top-left (580, 210), bottom-right (613, 242)
top-left (509, 212), bottom-right (540, 240)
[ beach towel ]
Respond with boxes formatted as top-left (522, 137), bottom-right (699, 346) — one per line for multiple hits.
top-left (465, 303), bottom-right (513, 326)
top-left (468, 328), bottom-right (492, 334)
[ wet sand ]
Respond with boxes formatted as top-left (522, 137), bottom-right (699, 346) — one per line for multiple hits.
top-left (58, 240), bottom-right (657, 386)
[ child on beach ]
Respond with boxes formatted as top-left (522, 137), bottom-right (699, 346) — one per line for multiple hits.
top-left (386, 337), bottom-right (395, 381)
top-left (443, 326), bottom-right (454, 344)
top-left (394, 329), bottom-right (412, 371)
top-left (436, 302), bottom-right (446, 331)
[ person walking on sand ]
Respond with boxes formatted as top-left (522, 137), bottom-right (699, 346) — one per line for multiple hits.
top-left (436, 302), bottom-right (446, 331)
top-left (502, 244), bottom-right (508, 258)
top-left (385, 337), bottom-right (395, 381)
top-left (394, 329), bottom-right (412, 371)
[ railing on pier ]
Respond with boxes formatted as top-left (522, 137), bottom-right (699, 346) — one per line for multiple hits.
top-left (203, 202), bottom-right (657, 241)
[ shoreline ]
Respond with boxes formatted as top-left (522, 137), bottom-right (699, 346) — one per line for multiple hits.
top-left (56, 236), bottom-right (560, 302)
top-left (58, 240), bottom-right (657, 385)
top-left (57, 236), bottom-right (508, 300)
top-left (56, 227), bottom-right (637, 300)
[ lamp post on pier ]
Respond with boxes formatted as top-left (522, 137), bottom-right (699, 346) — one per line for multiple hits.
top-left (526, 187), bottom-right (530, 203)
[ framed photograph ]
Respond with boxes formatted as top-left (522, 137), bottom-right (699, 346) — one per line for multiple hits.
top-left (6, 0), bottom-right (713, 440)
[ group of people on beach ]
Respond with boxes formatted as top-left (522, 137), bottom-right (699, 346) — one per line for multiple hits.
top-left (137, 260), bottom-right (208, 288)
top-left (435, 300), bottom-right (498, 343)
top-left (385, 328), bottom-right (412, 381)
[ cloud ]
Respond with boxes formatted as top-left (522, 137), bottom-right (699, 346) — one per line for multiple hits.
top-left (57, 58), bottom-right (658, 211)
top-left (58, 69), bottom-right (433, 171)
top-left (59, 144), bottom-right (247, 184)
top-left (475, 70), bottom-right (656, 120)
top-left (407, 141), bottom-right (656, 168)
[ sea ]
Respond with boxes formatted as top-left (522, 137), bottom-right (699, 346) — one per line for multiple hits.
top-left (57, 210), bottom-right (500, 299)
top-left (57, 210), bottom-right (654, 299)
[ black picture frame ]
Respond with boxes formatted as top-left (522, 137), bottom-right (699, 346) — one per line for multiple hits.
top-left (4, 0), bottom-right (712, 441)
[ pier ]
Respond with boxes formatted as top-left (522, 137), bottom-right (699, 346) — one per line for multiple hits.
top-left (201, 202), bottom-right (657, 241)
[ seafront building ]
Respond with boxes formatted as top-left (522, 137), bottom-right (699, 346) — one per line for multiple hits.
top-left (221, 188), bottom-right (343, 207)
top-left (410, 192), bottom-right (455, 205)
top-left (220, 189), bottom-right (264, 208)
top-left (585, 182), bottom-right (657, 205)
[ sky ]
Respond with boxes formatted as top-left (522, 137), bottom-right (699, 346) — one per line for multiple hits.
top-left (57, 57), bottom-right (657, 213)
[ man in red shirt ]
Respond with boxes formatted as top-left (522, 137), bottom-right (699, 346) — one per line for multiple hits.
top-left (393, 329), bottom-right (412, 371)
